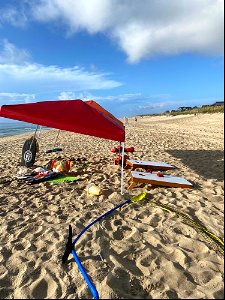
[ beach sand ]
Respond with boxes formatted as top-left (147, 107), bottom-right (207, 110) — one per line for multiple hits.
top-left (0, 113), bottom-right (224, 299)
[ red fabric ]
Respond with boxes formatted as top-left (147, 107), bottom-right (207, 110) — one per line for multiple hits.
top-left (0, 99), bottom-right (125, 142)
top-left (86, 100), bottom-right (124, 128)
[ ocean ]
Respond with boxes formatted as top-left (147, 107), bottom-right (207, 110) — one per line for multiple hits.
top-left (0, 121), bottom-right (41, 137)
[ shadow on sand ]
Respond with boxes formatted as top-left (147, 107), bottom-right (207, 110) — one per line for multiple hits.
top-left (167, 150), bottom-right (224, 181)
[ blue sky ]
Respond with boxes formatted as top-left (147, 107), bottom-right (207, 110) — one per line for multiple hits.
top-left (0, 0), bottom-right (224, 118)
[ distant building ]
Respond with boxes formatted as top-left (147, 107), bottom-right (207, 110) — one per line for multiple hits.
top-left (178, 107), bottom-right (192, 111)
top-left (212, 101), bottom-right (224, 107)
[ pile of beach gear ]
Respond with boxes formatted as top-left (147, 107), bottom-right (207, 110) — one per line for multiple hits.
top-left (16, 157), bottom-right (88, 184)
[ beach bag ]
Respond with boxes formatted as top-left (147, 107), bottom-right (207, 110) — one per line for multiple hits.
top-left (21, 137), bottom-right (38, 167)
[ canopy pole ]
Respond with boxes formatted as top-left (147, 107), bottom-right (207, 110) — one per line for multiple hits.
top-left (53, 129), bottom-right (60, 148)
top-left (37, 125), bottom-right (42, 138)
top-left (29, 125), bottom-right (39, 150)
top-left (120, 142), bottom-right (125, 195)
top-left (33, 125), bottom-right (39, 139)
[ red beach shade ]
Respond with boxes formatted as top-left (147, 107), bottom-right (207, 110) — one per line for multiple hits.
top-left (0, 99), bottom-right (125, 142)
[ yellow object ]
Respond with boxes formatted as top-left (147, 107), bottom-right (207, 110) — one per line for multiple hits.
top-left (87, 184), bottom-right (103, 196)
top-left (131, 192), bottom-right (147, 203)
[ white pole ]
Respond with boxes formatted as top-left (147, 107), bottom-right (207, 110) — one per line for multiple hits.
top-left (37, 125), bottom-right (42, 138)
top-left (120, 142), bottom-right (125, 195)
top-left (53, 129), bottom-right (60, 149)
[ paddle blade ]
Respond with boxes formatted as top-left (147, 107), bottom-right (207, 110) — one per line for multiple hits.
top-left (62, 225), bottom-right (73, 263)
top-left (131, 192), bottom-right (147, 203)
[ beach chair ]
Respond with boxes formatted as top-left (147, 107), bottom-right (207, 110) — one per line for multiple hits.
top-left (125, 159), bottom-right (175, 172)
top-left (128, 171), bottom-right (193, 190)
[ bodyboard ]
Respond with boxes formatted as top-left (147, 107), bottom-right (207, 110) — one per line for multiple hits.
top-left (21, 137), bottom-right (38, 167)
top-left (47, 175), bottom-right (80, 182)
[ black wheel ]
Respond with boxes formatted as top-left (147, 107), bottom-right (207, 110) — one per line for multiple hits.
top-left (21, 137), bottom-right (38, 167)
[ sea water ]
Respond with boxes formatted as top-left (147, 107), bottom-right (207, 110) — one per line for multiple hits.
top-left (0, 121), bottom-right (39, 137)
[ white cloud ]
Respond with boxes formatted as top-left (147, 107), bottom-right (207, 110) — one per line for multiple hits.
top-left (0, 40), bottom-right (122, 105)
top-left (0, 39), bottom-right (31, 64)
top-left (0, 63), bottom-right (122, 94)
top-left (31, 0), bottom-right (112, 34)
top-left (27, 0), bottom-right (224, 63)
top-left (0, 5), bottom-right (28, 27)
top-left (73, 92), bottom-right (176, 117)
top-left (92, 93), bottom-right (143, 103)
top-left (0, 92), bottom-right (36, 103)
top-left (58, 91), bottom-right (76, 100)
top-left (89, 92), bottom-right (171, 105)
top-left (58, 91), bottom-right (95, 100)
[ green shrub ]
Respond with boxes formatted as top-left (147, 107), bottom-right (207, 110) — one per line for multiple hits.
top-left (138, 105), bottom-right (224, 117)
top-left (170, 105), bottom-right (224, 116)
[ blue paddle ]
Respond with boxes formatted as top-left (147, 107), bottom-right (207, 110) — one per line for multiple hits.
top-left (62, 193), bottom-right (147, 299)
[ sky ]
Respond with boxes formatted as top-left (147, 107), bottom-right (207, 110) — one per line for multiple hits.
top-left (0, 0), bottom-right (224, 118)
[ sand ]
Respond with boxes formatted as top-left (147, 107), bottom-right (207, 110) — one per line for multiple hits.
top-left (0, 113), bottom-right (224, 299)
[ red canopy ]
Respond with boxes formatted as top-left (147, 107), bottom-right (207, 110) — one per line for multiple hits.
top-left (0, 99), bottom-right (125, 142)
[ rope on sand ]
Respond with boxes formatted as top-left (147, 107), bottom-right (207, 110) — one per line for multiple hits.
top-left (151, 200), bottom-right (224, 255)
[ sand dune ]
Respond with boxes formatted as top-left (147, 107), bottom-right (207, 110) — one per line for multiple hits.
top-left (0, 113), bottom-right (224, 299)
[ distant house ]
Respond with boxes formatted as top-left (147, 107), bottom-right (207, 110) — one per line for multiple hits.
top-left (178, 107), bottom-right (192, 111)
top-left (212, 101), bottom-right (224, 107)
